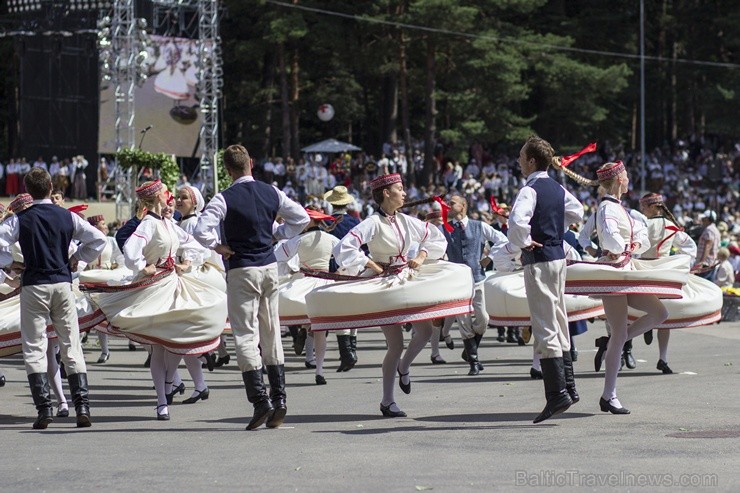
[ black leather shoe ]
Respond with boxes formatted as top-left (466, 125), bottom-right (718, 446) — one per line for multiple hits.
top-left (214, 355), bottom-right (230, 368)
top-left (96, 352), bottom-right (110, 364)
top-left (183, 388), bottom-right (210, 404)
top-left (144, 354), bottom-right (151, 368)
top-left (166, 382), bottom-right (185, 405)
top-left (315, 375), bottom-right (326, 385)
top-left (202, 352), bottom-right (215, 372)
top-left (128, 342), bottom-right (137, 351)
top-left (397, 369), bottom-right (411, 394)
top-left (380, 402), bottom-right (407, 418)
top-left (0, 375), bottom-right (5, 387)
top-left (56, 404), bottom-right (69, 418)
top-left (657, 359), bottom-right (673, 374)
top-left (156, 404), bottom-right (170, 421)
top-left (444, 335), bottom-right (455, 350)
top-left (643, 329), bottom-right (653, 345)
top-left (599, 397), bottom-right (630, 414)
top-left (623, 350), bottom-right (636, 369)
top-left (530, 368), bottom-right (543, 379)
top-left (305, 361), bottom-right (317, 369)
top-left (430, 355), bottom-right (447, 364)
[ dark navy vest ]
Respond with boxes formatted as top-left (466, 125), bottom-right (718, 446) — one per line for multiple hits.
top-left (221, 180), bottom-right (280, 269)
top-left (521, 176), bottom-right (566, 266)
top-left (16, 203), bottom-right (74, 286)
top-left (443, 219), bottom-right (486, 282)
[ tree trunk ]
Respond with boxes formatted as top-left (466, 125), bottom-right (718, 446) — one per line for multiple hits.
top-left (290, 48), bottom-right (301, 160)
top-left (261, 50), bottom-right (275, 158)
top-left (382, 74), bottom-right (398, 148)
top-left (278, 44), bottom-right (291, 161)
top-left (422, 38), bottom-right (436, 187)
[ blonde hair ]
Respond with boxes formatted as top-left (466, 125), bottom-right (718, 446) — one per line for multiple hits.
top-left (717, 247), bottom-right (730, 260)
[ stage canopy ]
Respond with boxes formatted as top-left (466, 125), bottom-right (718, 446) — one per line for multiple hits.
top-left (301, 139), bottom-right (362, 153)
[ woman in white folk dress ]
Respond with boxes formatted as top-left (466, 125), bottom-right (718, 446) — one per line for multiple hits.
top-left (275, 206), bottom-right (339, 385)
top-left (319, 174), bottom-right (472, 417)
top-left (85, 180), bottom-right (226, 420)
top-left (560, 161), bottom-right (688, 414)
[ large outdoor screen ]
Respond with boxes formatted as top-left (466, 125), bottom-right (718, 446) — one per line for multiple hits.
top-left (98, 35), bottom-right (208, 157)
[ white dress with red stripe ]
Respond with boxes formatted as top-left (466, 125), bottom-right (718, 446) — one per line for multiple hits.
top-left (485, 243), bottom-right (604, 326)
top-left (306, 212), bottom-right (473, 331)
top-left (628, 216), bottom-right (721, 328)
top-left (84, 215), bottom-right (227, 355)
top-left (276, 229), bottom-right (339, 325)
top-left (0, 245), bottom-right (104, 357)
top-left (565, 197), bottom-right (689, 298)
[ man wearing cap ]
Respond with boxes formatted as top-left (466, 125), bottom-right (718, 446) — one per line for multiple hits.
top-left (322, 185), bottom-right (361, 371)
top-left (194, 144), bottom-right (309, 430)
top-left (694, 210), bottom-right (720, 280)
top-left (0, 168), bottom-right (106, 429)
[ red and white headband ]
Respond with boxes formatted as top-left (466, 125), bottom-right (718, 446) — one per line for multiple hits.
top-left (136, 180), bottom-right (164, 199)
top-left (370, 173), bottom-right (402, 191)
top-left (596, 161), bottom-right (625, 182)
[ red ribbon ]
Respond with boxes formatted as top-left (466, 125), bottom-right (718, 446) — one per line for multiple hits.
top-left (432, 196), bottom-right (454, 233)
top-left (68, 204), bottom-right (88, 214)
top-left (165, 190), bottom-right (175, 205)
top-left (560, 142), bottom-right (597, 168)
top-left (490, 195), bottom-right (506, 216)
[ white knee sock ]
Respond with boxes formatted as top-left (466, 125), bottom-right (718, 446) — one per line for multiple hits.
top-left (657, 329), bottom-right (670, 362)
top-left (313, 331), bottom-right (327, 376)
top-left (184, 356), bottom-right (206, 395)
top-left (305, 332), bottom-right (315, 364)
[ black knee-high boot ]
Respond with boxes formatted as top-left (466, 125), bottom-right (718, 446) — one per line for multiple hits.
top-left (533, 357), bottom-right (572, 424)
top-left (336, 335), bottom-right (357, 372)
top-left (562, 351), bottom-right (579, 403)
top-left (349, 335), bottom-right (358, 362)
top-left (266, 365), bottom-right (287, 428)
top-left (242, 369), bottom-right (273, 430)
top-left (474, 333), bottom-right (484, 370)
top-left (28, 373), bottom-right (54, 430)
top-left (67, 373), bottom-right (91, 428)
top-left (462, 338), bottom-right (480, 376)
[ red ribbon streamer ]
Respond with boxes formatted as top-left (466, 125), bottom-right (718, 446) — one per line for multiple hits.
top-left (68, 204), bottom-right (88, 214)
top-left (560, 142), bottom-right (597, 168)
top-left (490, 195), bottom-right (506, 216)
top-left (432, 196), bottom-right (454, 233)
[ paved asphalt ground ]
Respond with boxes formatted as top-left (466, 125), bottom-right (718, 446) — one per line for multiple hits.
top-left (1, 202), bottom-right (737, 491)
top-left (0, 316), bottom-right (738, 492)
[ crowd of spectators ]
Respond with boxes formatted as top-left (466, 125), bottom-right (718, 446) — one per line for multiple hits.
top-left (0, 155), bottom-right (93, 200)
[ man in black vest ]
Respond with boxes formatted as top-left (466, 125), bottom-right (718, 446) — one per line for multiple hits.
top-left (0, 168), bottom-right (106, 429)
top-left (443, 194), bottom-right (507, 375)
top-left (507, 136), bottom-right (584, 423)
top-left (194, 145), bottom-right (309, 430)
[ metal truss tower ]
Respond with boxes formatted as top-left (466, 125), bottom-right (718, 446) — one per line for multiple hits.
top-left (197, 0), bottom-right (222, 196)
top-left (111, 0), bottom-right (137, 219)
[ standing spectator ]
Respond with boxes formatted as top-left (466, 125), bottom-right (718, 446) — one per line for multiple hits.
top-left (73, 156), bottom-right (88, 200)
top-left (97, 157), bottom-right (110, 201)
top-left (714, 248), bottom-right (735, 288)
top-left (262, 156), bottom-right (275, 184)
top-left (17, 158), bottom-right (31, 193)
top-left (694, 210), bottom-right (721, 279)
top-left (273, 158), bottom-right (286, 188)
top-left (33, 156), bottom-right (47, 171)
